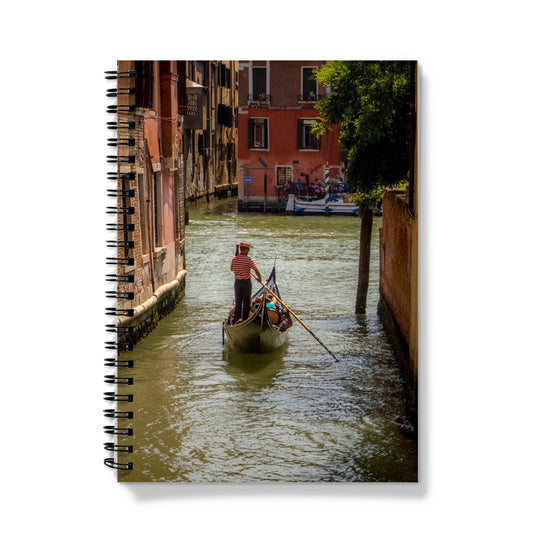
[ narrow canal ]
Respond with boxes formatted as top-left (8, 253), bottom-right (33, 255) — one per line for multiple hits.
top-left (118, 198), bottom-right (417, 482)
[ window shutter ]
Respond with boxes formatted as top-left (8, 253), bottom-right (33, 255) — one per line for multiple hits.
top-left (135, 60), bottom-right (153, 109)
top-left (217, 104), bottom-right (232, 127)
top-left (248, 119), bottom-right (254, 148)
top-left (263, 119), bottom-right (268, 149)
top-left (226, 106), bottom-right (233, 127)
top-left (297, 119), bottom-right (303, 149)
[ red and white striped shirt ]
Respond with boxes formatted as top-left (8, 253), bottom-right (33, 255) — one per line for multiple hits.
top-left (231, 254), bottom-right (258, 280)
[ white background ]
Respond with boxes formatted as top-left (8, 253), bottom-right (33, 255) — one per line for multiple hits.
top-left (1, 1), bottom-right (532, 531)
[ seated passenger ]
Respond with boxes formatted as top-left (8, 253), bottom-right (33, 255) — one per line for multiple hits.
top-left (278, 309), bottom-right (293, 331)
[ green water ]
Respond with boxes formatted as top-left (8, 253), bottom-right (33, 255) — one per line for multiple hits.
top-left (117, 198), bottom-right (417, 482)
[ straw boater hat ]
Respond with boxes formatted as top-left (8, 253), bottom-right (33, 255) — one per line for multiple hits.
top-left (239, 241), bottom-right (252, 249)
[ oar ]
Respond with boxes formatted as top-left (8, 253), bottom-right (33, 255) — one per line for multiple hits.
top-left (251, 272), bottom-right (339, 362)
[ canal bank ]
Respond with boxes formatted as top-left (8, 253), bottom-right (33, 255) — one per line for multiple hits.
top-left (117, 270), bottom-right (187, 346)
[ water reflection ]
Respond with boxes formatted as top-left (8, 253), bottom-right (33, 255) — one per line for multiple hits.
top-left (223, 346), bottom-right (287, 388)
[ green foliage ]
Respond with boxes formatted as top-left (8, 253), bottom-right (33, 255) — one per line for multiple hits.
top-left (351, 187), bottom-right (383, 210)
top-left (351, 180), bottom-right (408, 209)
top-left (313, 61), bottom-right (412, 193)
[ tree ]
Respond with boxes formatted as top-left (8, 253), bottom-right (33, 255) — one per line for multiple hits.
top-left (313, 61), bottom-right (413, 313)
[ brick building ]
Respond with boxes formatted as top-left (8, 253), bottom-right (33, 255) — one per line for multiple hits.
top-left (237, 61), bottom-right (343, 211)
top-left (110, 60), bottom-right (239, 345)
top-left (113, 60), bottom-right (186, 345)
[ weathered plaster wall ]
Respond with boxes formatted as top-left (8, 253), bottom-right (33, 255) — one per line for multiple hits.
top-left (379, 190), bottom-right (418, 407)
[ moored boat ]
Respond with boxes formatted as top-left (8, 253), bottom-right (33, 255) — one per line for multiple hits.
top-left (223, 267), bottom-right (292, 353)
top-left (285, 193), bottom-right (359, 215)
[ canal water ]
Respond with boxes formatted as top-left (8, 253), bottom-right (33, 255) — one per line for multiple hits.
top-left (118, 198), bottom-right (417, 482)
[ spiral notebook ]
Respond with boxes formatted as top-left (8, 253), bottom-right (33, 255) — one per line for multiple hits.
top-left (104, 60), bottom-right (418, 482)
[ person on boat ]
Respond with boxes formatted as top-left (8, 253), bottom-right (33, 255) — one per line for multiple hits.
top-left (311, 178), bottom-right (324, 198)
top-left (275, 303), bottom-right (293, 332)
top-left (266, 295), bottom-right (277, 310)
top-left (230, 241), bottom-right (262, 324)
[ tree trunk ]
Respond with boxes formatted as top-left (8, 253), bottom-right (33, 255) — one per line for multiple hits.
top-left (355, 207), bottom-right (373, 314)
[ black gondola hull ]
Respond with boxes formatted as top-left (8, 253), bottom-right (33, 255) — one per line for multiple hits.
top-left (224, 314), bottom-right (288, 353)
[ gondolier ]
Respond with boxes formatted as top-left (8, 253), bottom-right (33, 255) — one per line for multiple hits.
top-left (231, 241), bottom-right (262, 324)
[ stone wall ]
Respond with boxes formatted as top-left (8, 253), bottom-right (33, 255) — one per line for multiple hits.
top-left (379, 190), bottom-right (418, 409)
top-left (118, 270), bottom-right (187, 346)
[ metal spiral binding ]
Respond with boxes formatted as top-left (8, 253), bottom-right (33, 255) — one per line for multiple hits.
top-left (105, 257), bottom-right (134, 266)
top-left (107, 138), bottom-right (136, 147)
top-left (104, 67), bottom-right (136, 472)
top-left (104, 356), bottom-right (134, 367)
top-left (106, 224), bottom-right (135, 234)
top-left (106, 87), bottom-right (136, 97)
top-left (104, 443), bottom-right (134, 453)
top-left (107, 154), bottom-right (135, 164)
top-left (104, 70), bottom-right (136, 80)
top-left (107, 171), bottom-right (135, 180)
top-left (105, 341), bottom-right (134, 351)
top-left (106, 206), bottom-right (135, 216)
top-left (106, 273), bottom-right (135, 283)
top-left (107, 188), bottom-right (135, 198)
top-left (106, 104), bottom-right (136, 113)
top-left (107, 121), bottom-right (136, 130)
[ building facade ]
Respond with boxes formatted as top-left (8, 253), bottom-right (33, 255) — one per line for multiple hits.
top-left (180, 61), bottom-right (239, 203)
top-left (237, 61), bottom-right (343, 211)
top-left (113, 60), bottom-right (187, 345)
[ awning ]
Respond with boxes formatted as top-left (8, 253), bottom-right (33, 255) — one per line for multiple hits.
top-left (186, 79), bottom-right (207, 89)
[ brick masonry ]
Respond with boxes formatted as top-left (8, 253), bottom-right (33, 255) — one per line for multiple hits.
top-left (379, 190), bottom-right (418, 410)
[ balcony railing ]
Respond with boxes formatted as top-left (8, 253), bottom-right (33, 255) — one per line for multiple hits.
top-left (298, 93), bottom-right (322, 102)
top-left (248, 93), bottom-right (271, 104)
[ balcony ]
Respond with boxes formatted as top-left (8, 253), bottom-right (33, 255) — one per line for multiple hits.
top-left (298, 93), bottom-right (322, 103)
top-left (247, 93), bottom-right (271, 107)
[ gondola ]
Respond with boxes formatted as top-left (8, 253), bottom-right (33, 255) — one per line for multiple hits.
top-left (223, 266), bottom-right (292, 353)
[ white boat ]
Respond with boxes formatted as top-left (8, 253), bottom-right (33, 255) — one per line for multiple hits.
top-left (285, 194), bottom-right (359, 215)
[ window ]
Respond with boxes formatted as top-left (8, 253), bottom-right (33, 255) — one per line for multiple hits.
top-left (186, 93), bottom-right (198, 116)
top-left (297, 119), bottom-right (320, 150)
top-left (218, 63), bottom-right (231, 88)
top-left (248, 118), bottom-right (268, 149)
top-left (276, 166), bottom-right (293, 186)
top-left (138, 171), bottom-right (149, 255)
top-left (251, 66), bottom-right (268, 101)
top-left (134, 61), bottom-right (153, 109)
top-left (217, 104), bottom-right (233, 127)
top-left (153, 171), bottom-right (162, 247)
top-left (301, 67), bottom-right (318, 101)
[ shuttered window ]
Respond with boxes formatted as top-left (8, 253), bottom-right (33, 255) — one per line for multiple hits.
top-left (302, 67), bottom-right (318, 100)
top-left (218, 63), bottom-right (232, 88)
top-left (217, 104), bottom-right (233, 127)
top-left (135, 61), bottom-right (153, 109)
top-left (248, 118), bottom-right (268, 149)
top-left (252, 67), bottom-right (267, 99)
top-left (297, 119), bottom-right (320, 150)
